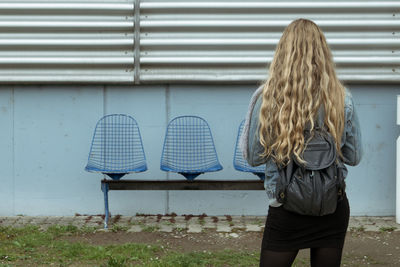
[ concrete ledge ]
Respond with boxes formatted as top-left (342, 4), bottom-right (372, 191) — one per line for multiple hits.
top-left (0, 216), bottom-right (398, 233)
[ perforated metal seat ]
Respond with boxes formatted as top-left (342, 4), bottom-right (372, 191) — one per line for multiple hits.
top-left (85, 114), bottom-right (147, 180)
top-left (160, 116), bottom-right (223, 180)
top-left (233, 120), bottom-right (265, 180)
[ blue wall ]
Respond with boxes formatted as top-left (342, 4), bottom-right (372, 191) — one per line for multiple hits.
top-left (0, 84), bottom-right (399, 216)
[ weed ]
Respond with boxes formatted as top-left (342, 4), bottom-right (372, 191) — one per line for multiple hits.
top-left (231, 227), bottom-right (245, 233)
top-left (80, 226), bottom-right (98, 234)
top-left (104, 255), bottom-right (127, 267)
top-left (130, 220), bottom-right (144, 226)
top-left (142, 225), bottom-right (160, 232)
top-left (379, 226), bottom-right (397, 232)
top-left (252, 219), bottom-right (263, 226)
top-left (199, 218), bottom-right (205, 226)
top-left (47, 225), bottom-right (78, 236)
top-left (350, 226), bottom-right (365, 232)
top-left (175, 227), bottom-right (186, 233)
top-left (162, 221), bottom-right (173, 226)
top-left (110, 225), bottom-right (128, 233)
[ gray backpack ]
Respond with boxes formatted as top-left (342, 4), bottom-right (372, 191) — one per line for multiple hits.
top-left (275, 127), bottom-right (347, 216)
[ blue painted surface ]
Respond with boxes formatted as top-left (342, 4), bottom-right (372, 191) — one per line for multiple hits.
top-left (0, 84), bottom-right (399, 216)
top-left (12, 86), bottom-right (104, 215)
top-left (346, 85), bottom-right (400, 215)
top-left (0, 86), bottom-right (13, 215)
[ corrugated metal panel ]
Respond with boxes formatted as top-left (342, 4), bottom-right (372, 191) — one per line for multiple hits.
top-left (0, 1), bottom-right (134, 83)
top-left (140, 0), bottom-right (400, 83)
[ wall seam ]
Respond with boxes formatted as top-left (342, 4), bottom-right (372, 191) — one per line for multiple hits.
top-left (103, 85), bottom-right (107, 116)
top-left (103, 85), bottom-right (106, 181)
top-left (11, 86), bottom-right (15, 215)
top-left (134, 0), bottom-right (140, 84)
top-left (165, 84), bottom-right (170, 214)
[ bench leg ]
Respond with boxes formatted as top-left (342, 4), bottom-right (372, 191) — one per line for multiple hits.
top-left (101, 183), bottom-right (110, 229)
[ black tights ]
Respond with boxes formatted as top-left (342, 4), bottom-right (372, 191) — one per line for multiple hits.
top-left (259, 247), bottom-right (343, 267)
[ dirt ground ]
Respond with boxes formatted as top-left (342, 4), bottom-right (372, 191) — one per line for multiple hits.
top-left (63, 229), bottom-right (400, 266)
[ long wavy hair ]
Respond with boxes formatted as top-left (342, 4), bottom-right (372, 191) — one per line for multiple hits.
top-left (259, 19), bottom-right (345, 166)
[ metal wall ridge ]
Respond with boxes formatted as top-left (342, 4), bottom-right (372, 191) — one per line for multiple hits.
top-left (140, 20), bottom-right (400, 29)
top-left (141, 38), bottom-right (399, 47)
top-left (0, 3), bottom-right (133, 11)
top-left (0, 75), bottom-right (133, 83)
top-left (140, 1), bottom-right (400, 10)
top-left (139, 74), bottom-right (399, 84)
top-left (0, 21), bottom-right (134, 29)
top-left (0, 57), bottom-right (134, 65)
top-left (140, 56), bottom-right (399, 65)
top-left (0, 39), bottom-right (134, 46)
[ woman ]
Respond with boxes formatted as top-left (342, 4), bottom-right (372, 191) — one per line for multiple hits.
top-left (241, 19), bottom-right (362, 267)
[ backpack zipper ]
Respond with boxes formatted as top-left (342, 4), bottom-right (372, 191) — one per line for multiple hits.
top-left (310, 170), bottom-right (315, 215)
top-left (320, 174), bottom-right (325, 215)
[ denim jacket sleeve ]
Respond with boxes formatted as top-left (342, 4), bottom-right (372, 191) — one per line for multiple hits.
top-left (246, 94), bottom-right (267, 167)
top-left (243, 93), bottom-right (279, 204)
top-left (341, 90), bottom-right (363, 166)
top-left (245, 94), bottom-right (281, 205)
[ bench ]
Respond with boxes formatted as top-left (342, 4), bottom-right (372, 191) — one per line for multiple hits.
top-left (85, 115), bottom-right (266, 228)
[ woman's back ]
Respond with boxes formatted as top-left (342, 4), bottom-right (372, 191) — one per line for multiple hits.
top-left (243, 86), bottom-right (361, 205)
top-left (241, 19), bottom-right (362, 267)
top-left (257, 19), bottom-right (346, 167)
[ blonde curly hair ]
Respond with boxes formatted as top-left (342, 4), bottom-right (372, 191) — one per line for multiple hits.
top-left (259, 18), bottom-right (345, 166)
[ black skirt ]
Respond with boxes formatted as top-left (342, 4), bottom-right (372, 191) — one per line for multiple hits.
top-left (261, 195), bottom-right (350, 251)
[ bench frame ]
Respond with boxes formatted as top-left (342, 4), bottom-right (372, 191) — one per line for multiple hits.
top-left (101, 179), bottom-right (265, 229)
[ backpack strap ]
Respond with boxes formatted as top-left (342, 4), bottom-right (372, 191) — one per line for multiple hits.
top-left (316, 105), bottom-right (325, 129)
top-left (304, 105), bottom-right (326, 134)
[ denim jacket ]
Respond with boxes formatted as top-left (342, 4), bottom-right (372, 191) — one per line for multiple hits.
top-left (244, 88), bottom-right (363, 206)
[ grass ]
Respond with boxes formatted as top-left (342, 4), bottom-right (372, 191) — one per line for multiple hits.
top-left (0, 225), bottom-right (162, 266)
top-left (138, 250), bottom-right (259, 267)
top-left (0, 225), bottom-right (380, 267)
top-left (0, 225), bottom-right (262, 266)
